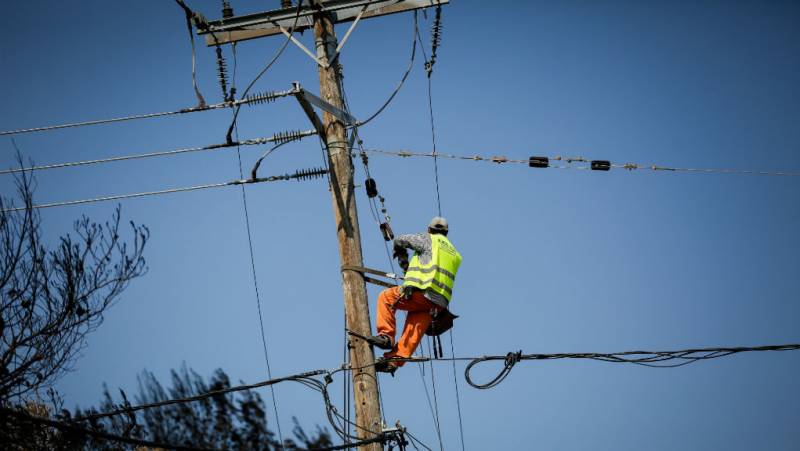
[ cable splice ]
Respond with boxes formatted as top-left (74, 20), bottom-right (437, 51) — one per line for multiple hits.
top-left (362, 148), bottom-right (800, 177)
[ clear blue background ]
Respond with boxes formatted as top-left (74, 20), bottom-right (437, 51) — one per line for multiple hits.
top-left (2, 1), bottom-right (799, 450)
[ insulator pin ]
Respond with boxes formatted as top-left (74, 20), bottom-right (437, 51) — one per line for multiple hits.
top-left (215, 46), bottom-right (230, 101)
top-left (273, 129), bottom-right (306, 145)
top-left (591, 160), bottom-right (611, 171)
top-left (365, 178), bottom-right (378, 198)
top-left (244, 90), bottom-right (278, 106)
top-left (529, 156), bottom-right (549, 168)
top-left (292, 167), bottom-right (328, 181)
top-left (221, 0), bottom-right (234, 19)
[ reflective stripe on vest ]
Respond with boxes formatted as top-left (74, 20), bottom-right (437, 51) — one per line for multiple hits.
top-left (402, 234), bottom-right (462, 302)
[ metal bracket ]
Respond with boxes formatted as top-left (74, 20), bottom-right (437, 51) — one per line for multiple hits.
top-left (275, 22), bottom-right (330, 67)
top-left (275, 4), bottom-right (364, 69)
top-left (328, 4), bottom-right (368, 66)
top-left (292, 82), bottom-right (357, 141)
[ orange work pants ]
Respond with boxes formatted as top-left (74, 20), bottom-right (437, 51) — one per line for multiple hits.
top-left (376, 286), bottom-right (442, 366)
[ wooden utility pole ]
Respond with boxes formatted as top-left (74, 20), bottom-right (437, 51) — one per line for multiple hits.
top-left (198, 2), bottom-right (449, 449)
top-left (313, 11), bottom-right (383, 449)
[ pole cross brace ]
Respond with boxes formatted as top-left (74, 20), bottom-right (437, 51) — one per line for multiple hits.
top-left (273, 3), bottom-right (367, 68)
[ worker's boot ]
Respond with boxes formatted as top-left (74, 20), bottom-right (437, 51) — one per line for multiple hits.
top-left (366, 334), bottom-right (393, 350)
top-left (374, 358), bottom-right (399, 376)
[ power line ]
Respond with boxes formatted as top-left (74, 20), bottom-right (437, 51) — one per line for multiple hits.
top-left (1, 406), bottom-right (220, 451)
top-left (76, 368), bottom-right (331, 422)
top-left (0, 130), bottom-right (316, 176)
top-left (448, 330), bottom-right (466, 451)
top-left (223, 0), bottom-right (305, 144)
top-left (0, 90), bottom-right (295, 137)
top-left (0, 167), bottom-right (328, 213)
top-left (229, 39), bottom-right (286, 448)
top-left (356, 10), bottom-right (418, 127)
top-left (362, 148), bottom-right (800, 177)
top-left (415, 10), bottom-right (443, 217)
top-left (2, 402), bottom-right (407, 451)
top-left (462, 343), bottom-right (800, 390)
top-left (55, 342), bottom-right (800, 424)
top-left (173, 0), bottom-right (207, 108)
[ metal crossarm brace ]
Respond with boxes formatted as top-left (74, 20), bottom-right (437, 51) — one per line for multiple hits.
top-left (292, 82), bottom-right (357, 142)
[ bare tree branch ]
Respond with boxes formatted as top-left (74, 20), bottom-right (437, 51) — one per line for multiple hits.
top-left (0, 152), bottom-right (148, 402)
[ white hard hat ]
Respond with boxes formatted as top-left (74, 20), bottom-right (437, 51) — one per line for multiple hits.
top-left (428, 216), bottom-right (448, 232)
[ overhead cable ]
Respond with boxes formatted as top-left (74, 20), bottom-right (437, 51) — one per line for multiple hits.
top-left (224, 0), bottom-right (305, 143)
top-left (0, 90), bottom-right (295, 137)
top-left (229, 40), bottom-right (285, 447)
top-left (363, 149), bottom-right (800, 177)
top-left (356, 11), bottom-right (418, 127)
top-left (462, 343), bottom-right (800, 390)
top-left (60, 343), bottom-right (800, 423)
top-left (416, 8), bottom-right (444, 217)
top-left (174, 0), bottom-right (207, 108)
top-left (0, 129), bottom-right (316, 176)
top-left (1, 406), bottom-right (219, 451)
top-left (0, 167), bottom-right (328, 213)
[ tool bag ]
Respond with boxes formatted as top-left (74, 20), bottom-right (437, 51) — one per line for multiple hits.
top-left (426, 308), bottom-right (458, 336)
top-left (427, 308), bottom-right (458, 359)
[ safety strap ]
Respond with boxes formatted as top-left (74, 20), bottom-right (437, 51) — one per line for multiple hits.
top-left (341, 265), bottom-right (403, 288)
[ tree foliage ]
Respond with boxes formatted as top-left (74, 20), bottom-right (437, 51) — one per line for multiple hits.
top-left (70, 365), bottom-right (333, 450)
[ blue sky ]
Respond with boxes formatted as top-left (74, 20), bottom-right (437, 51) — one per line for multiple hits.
top-left (2, 1), bottom-right (799, 450)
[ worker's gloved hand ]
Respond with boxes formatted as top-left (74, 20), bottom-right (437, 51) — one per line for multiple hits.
top-left (398, 257), bottom-right (409, 273)
top-left (401, 285), bottom-right (414, 299)
top-left (393, 245), bottom-right (409, 272)
top-left (392, 244), bottom-right (407, 261)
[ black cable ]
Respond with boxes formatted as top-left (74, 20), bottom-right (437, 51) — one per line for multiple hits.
top-left (225, 0), bottom-right (305, 143)
top-left (448, 330), bottom-right (466, 451)
top-left (415, 340), bottom-right (442, 451)
top-left (362, 148), bottom-right (800, 178)
top-left (464, 351), bottom-right (521, 390)
top-left (356, 11), bottom-right (418, 127)
top-left (416, 11), bottom-right (443, 217)
top-left (0, 170), bottom-right (325, 213)
top-left (174, 0), bottom-right (208, 108)
top-left (76, 369), bottom-right (329, 421)
top-left (2, 407), bottom-right (221, 451)
top-left (60, 343), bottom-right (800, 425)
top-left (426, 338), bottom-right (444, 451)
top-left (229, 41), bottom-right (286, 448)
top-left (0, 129), bottom-right (313, 177)
top-left (427, 76), bottom-right (442, 217)
top-left (463, 344), bottom-right (800, 390)
top-left (405, 430), bottom-right (435, 451)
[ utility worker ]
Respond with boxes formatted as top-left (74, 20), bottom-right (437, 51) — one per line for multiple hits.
top-left (369, 217), bottom-right (462, 374)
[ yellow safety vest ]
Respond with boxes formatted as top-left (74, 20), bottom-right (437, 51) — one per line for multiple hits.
top-left (403, 234), bottom-right (462, 302)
